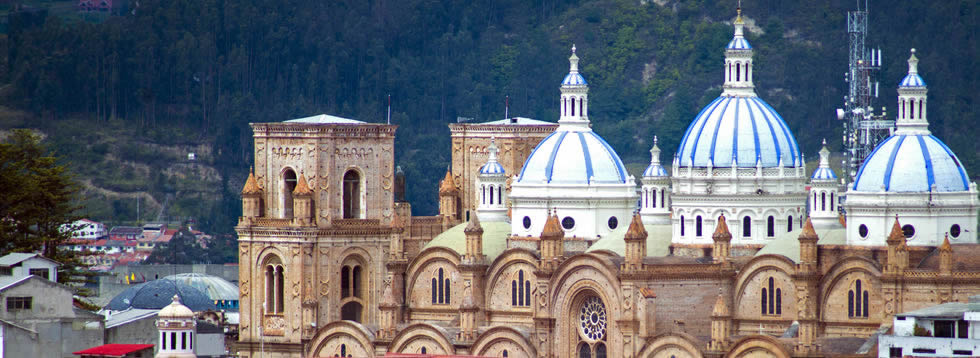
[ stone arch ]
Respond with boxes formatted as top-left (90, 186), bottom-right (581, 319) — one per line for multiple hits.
top-left (733, 255), bottom-right (797, 330)
top-left (280, 166), bottom-right (299, 219)
top-left (307, 321), bottom-right (375, 358)
top-left (342, 167), bottom-right (365, 219)
top-left (819, 256), bottom-right (882, 323)
top-left (405, 247), bottom-right (461, 313)
top-left (726, 335), bottom-right (792, 358)
top-left (637, 332), bottom-right (704, 358)
top-left (338, 247), bottom-right (371, 323)
top-left (388, 323), bottom-right (454, 355)
top-left (471, 326), bottom-right (536, 357)
top-left (550, 254), bottom-right (623, 358)
top-left (485, 249), bottom-right (539, 313)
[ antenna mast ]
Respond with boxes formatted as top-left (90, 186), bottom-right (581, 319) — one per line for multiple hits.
top-left (837, 0), bottom-right (890, 185)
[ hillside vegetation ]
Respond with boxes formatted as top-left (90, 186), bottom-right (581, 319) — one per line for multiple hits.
top-left (1, 0), bottom-right (976, 232)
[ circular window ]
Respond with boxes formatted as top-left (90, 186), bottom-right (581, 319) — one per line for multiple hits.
top-left (859, 224), bottom-right (869, 238)
top-left (579, 296), bottom-right (606, 341)
top-left (902, 224), bottom-right (915, 239)
top-left (522, 216), bottom-right (531, 230)
top-left (607, 217), bottom-right (618, 230)
top-left (562, 216), bottom-right (575, 230)
top-left (951, 224), bottom-right (961, 238)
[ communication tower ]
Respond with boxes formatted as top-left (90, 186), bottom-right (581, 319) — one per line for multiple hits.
top-left (837, 0), bottom-right (892, 183)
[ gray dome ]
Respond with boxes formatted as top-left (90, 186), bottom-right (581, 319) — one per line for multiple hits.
top-left (106, 278), bottom-right (216, 312)
top-left (164, 273), bottom-right (239, 301)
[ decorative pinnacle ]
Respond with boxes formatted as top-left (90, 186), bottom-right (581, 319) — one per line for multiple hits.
top-left (650, 136), bottom-right (661, 165)
top-left (487, 136), bottom-right (499, 162)
top-left (568, 44), bottom-right (580, 73)
top-left (907, 48), bottom-right (919, 74)
top-left (572, 44), bottom-right (576, 54)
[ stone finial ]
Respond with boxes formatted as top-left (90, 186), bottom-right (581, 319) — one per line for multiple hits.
top-left (712, 214), bottom-right (732, 242)
top-left (886, 216), bottom-right (904, 245)
top-left (939, 234), bottom-right (952, 253)
top-left (464, 213), bottom-right (483, 235)
top-left (541, 211), bottom-right (565, 240)
top-left (625, 212), bottom-right (648, 241)
top-left (798, 217), bottom-right (818, 242)
top-left (439, 168), bottom-right (457, 195)
top-left (293, 173), bottom-right (312, 195)
top-left (242, 168), bottom-right (262, 194)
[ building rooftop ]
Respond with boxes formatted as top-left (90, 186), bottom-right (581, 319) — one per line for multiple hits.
top-left (0, 252), bottom-right (60, 267)
top-left (73, 344), bottom-right (154, 357)
top-left (895, 295), bottom-right (980, 319)
top-left (285, 114), bottom-right (365, 124)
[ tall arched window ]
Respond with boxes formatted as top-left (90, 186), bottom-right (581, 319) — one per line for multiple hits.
top-left (498, 185), bottom-right (502, 205)
top-left (343, 170), bottom-right (361, 219)
top-left (481, 185), bottom-right (486, 205)
top-left (696, 216), bottom-right (703, 237)
top-left (767, 216), bottom-right (775, 237)
top-left (571, 98), bottom-right (576, 116)
top-left (563, 98), bottom-right (567, 116)
top-left (431, 268), bottom-right (451, 304)
top-left (651, 190), bottom-right (657, 208)
top-left (821, 192), bottom-right (826, 211)
top-left (742, 216), bottom-right (751, 237)
top-left (736, 63), bottom-right (741, 81)
top-left (340, 259), bottom-right (364, 322)
top-left (787, 216), bottom-right (793, 232)
top-left (849, 279), bottom-right (869, 318)
top-left (680, 216), bottom-right (686, 236)
top-left (918, 99), bottom-right (923, 118)
top-left (660, 189), bottom-right (665, 208)
top-left (910, 101), bottom-right (915, 119)
top-left (264, 256), bottom-right (285, 314)
top-left (830, 192), bottom-right (835, 211)
top-left (580, 99), bottom-right (584, 117)
top-left (489, 186), bottom-right (494, 205)
top-left (341, 264), bottom-right (362, 299)
top-left (761, 277), bottom-right (781, 315)
top-left (282, 169), bottom-right (297, 219)
top-left (512, 270), bottom-right (531, 307)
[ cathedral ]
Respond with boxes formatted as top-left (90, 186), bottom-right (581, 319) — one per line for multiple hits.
top-left (234, 7), bottom-right (979, 358)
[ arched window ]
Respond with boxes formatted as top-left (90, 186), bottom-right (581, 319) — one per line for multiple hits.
top-left (341, 301), bottom-right (362, 321)
top-left (577, 296), bottom-right (606, 358)
top-left (512, 270), bottom-right (531, 307)
top-left (571, 98), bottom-right (576, 116)
top-left (282, 169), bottom-right (297, 219)
top-left (644, 190), bottom-right (648, 208)
top-left (762, 277), bottom-right (781, 315)
top-left (502, 350), bottom-right (508, 357)
top-left (264, 256), bottom-right (285, 314)
top-left (341, 264), bottom-right (361, 299)
top-left (728, 63), bottom-right (732, 81)
top-left (830, 192), bottom-right (835, 211)
top-left (343, 170), bottom-right (361, 219)
top-left (352, 266), bottom-right (361, 298)
top-left (736, 63), bottom-right (741, 81)
top-left (420, 347), bottom-right (427, 354)
top-left (767, 216), bottom-right (775, 237)
top-left (341, 266), bottom-right (350, 298)
top-left (742, 216), bottom-right (751, 237)
top-left (660, 189), bottom-right (665, 208)
top-left (563, 98), bottom-right (567, 116)
top-left (580, 98), bottom-right (584, 116)
top-left (432, 268), bottom-right (451, 304)
top-left (910, 101), bottom-right (915, 119)
top-left (651, 190), bottom-right (657, 208)
top-left (696, 216), bottom-right (703, 237)
top-left (498, 185), bottom-right (502, 205)
top-left (481, 185), bottom-right (486, 205)
top-left (680, 216), bottom-right (686, 236)
top-left (579, 344), bottom-right (591, 358)
top-left (849, 279), bottom-right (869, 318)
top-left (821, 192), bottom-right (826, 211)
top-left (489, 186), bottom-right (494, 205)
top-left (787, 216), bottom-right (793, 233)
top-left (919, 99), bottom-right (923, 118)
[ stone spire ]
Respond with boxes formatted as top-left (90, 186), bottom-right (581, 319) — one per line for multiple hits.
top-left (540, 211), bottom-right (565, 272)
top-left (241, 167), bottom-right (262, 195)
top-left (712, 214), bottom-right (732, 262)
top-left (463, 213), bottom-right (485, 263)
top-left (798, 217), bottom-right (819, 273)
top-left (241, 167), bottom-right (263, 221)
top-left (709, 290), bottom-right (731, 352)
top-left (623, 212), bottom-right (648, 272)
top-left (559, 44), bottom-right (590, 129)
top-left (939, 234), bottom-right (953, 275)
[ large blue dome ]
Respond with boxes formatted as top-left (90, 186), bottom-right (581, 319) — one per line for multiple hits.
top-left (517, 129), bottom-right (628, 184)
top-left (853, 134), bottom-right (969, 192)
top-left (676, 96), bottom-right (800, 168)
top-left (106, 278), bottom-right (217, 312)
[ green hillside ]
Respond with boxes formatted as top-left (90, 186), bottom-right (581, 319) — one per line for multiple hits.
top-left (1, 0), bottom-right (976, 232)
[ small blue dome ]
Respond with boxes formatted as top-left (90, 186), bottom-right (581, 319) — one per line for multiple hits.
top-left (518, 130), bottom-right (628, 184)
top-left (900, 73), bottom-right (926, 87)
top-left (811, 167), bottom-right (837, 180)
top-left (853, 134), bottom-right (969, 192)
top-left (727, 37), bottom-right (751, 50)
top-left (562, 73), bottom-right (587, 86)
top-left (643, 164), bottom-right (668, 177)
top-left (677, 96), bottom-right (800, 168)
top-left (107, 278), bottom-right (217, 312)
top-left (479, 161), bottom-right (505, 175)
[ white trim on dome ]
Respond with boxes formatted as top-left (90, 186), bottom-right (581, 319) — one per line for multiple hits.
top-left (285, 114), bottom-right (365, 124)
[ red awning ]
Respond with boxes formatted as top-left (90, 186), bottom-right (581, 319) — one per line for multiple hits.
top-left (73, 344), bottom-right (154, 357)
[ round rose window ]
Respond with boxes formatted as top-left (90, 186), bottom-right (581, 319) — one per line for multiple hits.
top-left (579, 296), bottom-right (607, 341)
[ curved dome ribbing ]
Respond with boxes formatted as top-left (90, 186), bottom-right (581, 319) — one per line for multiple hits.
top-left (517, 130), bottom-right (628, 184)
top-left (106, 278), bottom-right (216, 312)
top-left (853, 134), bottom-right (969, 192)
top-left (676, 96), bottom-right (800, 168)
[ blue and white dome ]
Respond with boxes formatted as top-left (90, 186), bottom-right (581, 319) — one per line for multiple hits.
top-left (853, 50), bottom-right (970, 193)
top-left (643, 136), bottom-right (668, 177)
top-left (853, 134), bottom-right (968, 192)
top-left (562, 72), bottom-right (587, 86)
top-left (676, 96), bottom-right (800, 167)
top-left (811, 167), bottom-right (837, 181)
top-left (518, 130), bottom-right (629, 184)
top-left (727, 37), bottom-right (751, 50)
top-left (479, 138), bottom-right (506, 175)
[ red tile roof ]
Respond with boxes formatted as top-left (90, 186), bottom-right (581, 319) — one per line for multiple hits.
top-left (73, 343), bottom-right (154, 356)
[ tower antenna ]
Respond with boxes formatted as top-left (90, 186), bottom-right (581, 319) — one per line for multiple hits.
top-left (387, 94), bottom-right (391, 125)
top-left (505, 95), bottom-right (509, 119)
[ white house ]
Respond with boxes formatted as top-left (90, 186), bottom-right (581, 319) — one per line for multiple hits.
top-left (0, 253), bottom-right (60, 282)
top-left (878, 295), bottom-right (980, 357)
top-left (61, 219), bottom-right (108, 240)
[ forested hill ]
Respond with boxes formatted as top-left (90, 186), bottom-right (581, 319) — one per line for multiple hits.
top-left (1, 0), bottom-right (976, 231)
